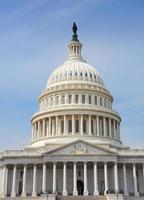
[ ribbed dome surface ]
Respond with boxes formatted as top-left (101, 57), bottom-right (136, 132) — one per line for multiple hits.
top-left (46, 60), bottom-right (105, 89)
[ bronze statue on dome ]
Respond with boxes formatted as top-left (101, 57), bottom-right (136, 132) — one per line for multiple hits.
top-left (72, 22), bottom-right (79, 42)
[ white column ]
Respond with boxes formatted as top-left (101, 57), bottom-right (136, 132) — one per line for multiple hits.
top-left (133, 164), bottom-right (139, 196)
top-left (1, 165), bottom-right (8, 197)
top-left (46, 119), bottom-right (49, 136)
top-left (72, 115), bottom-right (75, 135)
top-left (56, 116), bottom-right (58, 136)
top-left (21, 165), bottom-right (27, 197)
top-left (123, 164), bottom-right (128, 196)
top-left (114, 163), bottom-right (119, 194)
top-left (96, 116), bottom-right (99, 136)
top-left (38, 120), bottom-right (40, 138)
top-left (64, 115), bottom-right (67, 136)
top-left (42, 164), bottom-right (47, 194)
top-left (84, 162), bottom-right (88, 195)
top-left (63, 162), bottom-right (67, 196)
top-left (34, 123), bottom-right (37, 140)
top-left (52, 163), bottom-right (56, 194)
top-left (94, 117), bottom-right (97, 135)
top-left (104, 163), bottom-right (108, 195)
top-left (89, 115), bottom-right (91, 135)
top-left (32, 124), bottom-right (34, 141)
top-left (49, 117), bottom-right (51, 136)
top-left (43, 118), bottom-right (45, 137)
top-left (73, 162), bottom-right (78, 195)
top-left (35, 122), bottom-right (38, 139)
top-left (11, 165), bottom-right (17, 197)
top-left (109, 118), bottom-right (112, 137)
top-left (93, 162), bottom-right (99, 195)
top-left (114, 120), bottom-right (116, 139)
top-left (80, 115), bottom-right (83, 135)
top-left (103, 117), bottom-right (106, 137)
top-left (32, 165), bottom-right (37, 197)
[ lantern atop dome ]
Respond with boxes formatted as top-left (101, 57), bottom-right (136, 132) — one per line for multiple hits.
top-left (68, 22), bottom-right (84, 61)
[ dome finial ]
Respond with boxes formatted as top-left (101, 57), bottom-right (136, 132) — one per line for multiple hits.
top-left (72, 22), bottom-right (79, 42)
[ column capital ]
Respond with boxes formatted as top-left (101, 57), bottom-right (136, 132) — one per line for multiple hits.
top-left (42, 162), bottom-right (47, 165)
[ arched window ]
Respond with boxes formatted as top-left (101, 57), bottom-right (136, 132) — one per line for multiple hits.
top-left (82, 95), bottom-right (85, 104)
top-left (75, 95), bottom-right (79, 104)
top-left (89, 95), bottom-right (91, 104)
top-left (62, 95), bottom-right (65, 104)
top-left (68, 95), bottom-right (72, 104)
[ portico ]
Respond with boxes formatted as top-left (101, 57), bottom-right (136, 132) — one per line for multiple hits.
top-left (1, 144), bottom-right (144, 198)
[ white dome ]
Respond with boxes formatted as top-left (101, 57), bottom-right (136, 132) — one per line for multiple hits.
top-left (46, 60), bottom-right (104, 88)
top-left (46, 38), bottom-right (105, 89)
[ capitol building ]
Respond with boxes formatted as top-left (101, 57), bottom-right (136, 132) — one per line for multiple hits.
top-left (0, 23), bottom-right (144, 200)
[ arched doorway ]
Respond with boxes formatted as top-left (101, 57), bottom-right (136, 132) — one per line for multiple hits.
top-left (77, 180), bottom-right (84, 195)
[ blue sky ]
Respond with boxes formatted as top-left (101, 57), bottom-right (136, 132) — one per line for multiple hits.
top-left (0, 0), bottom-right (144, 150)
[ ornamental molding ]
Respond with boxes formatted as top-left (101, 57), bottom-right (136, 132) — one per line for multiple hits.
top-left (39, 83), bottom-right (112, 100)
top-left (31, 107), bottom-right (121, 122)
top-left (71, 143), bottom-right (88, 154)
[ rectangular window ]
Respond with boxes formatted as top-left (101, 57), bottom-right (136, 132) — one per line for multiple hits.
top-left (91, 120), bottom-right (94, 134)
top-left (104, 98), bottom-right (107, 107)
top-left (89, 95), bottom-right (91, 104)
top-left (83, 120), bottom-right (87, 133)
top-left (82, 95), bottom-right (85, 104)
top-left (69, 95), bottom-right (72, 104)
top-left (75, 119), bottom-right (79, 132)
top-left (100, 97), bottom-right (102, 106)
top-left (56, 96), bottom-right (59, 105)
top-left (68, 120), bottom-right (72, 133)
top-left (62, 95), bottom-right (65, 104)
top-left (61, 120), bottom-right (64, 133)
top-left (75, 95), bottom-right (79, 103)
top-left (95, 96), bottom-right (97, 105)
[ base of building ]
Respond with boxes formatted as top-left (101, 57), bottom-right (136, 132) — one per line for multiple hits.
top-left (107, 194), bottom-right (124, 200)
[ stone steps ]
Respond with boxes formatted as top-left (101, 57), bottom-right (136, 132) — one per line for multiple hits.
top-left (56, 195), bottom-right (107, 200)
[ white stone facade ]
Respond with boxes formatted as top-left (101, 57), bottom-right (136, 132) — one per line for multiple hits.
top-left (0, 24), bottom-right (144, 200)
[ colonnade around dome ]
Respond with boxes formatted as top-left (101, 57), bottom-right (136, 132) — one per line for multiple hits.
top-left (31, 114), bottom-right (120, 144)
